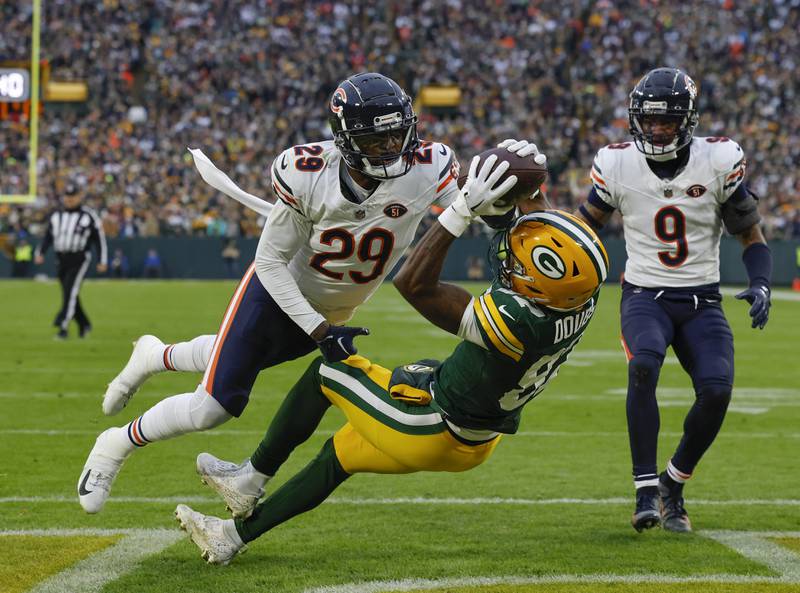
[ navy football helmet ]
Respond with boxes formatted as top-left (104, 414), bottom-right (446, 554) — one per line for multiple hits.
top-left (328, 72), bottom-right (419, 180)
top-left (629, 67), bottom-right (699, 157)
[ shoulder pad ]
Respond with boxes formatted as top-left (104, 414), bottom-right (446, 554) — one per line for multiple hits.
top-left (591, 145), bottom-right (625, 195)
top-left (472, 288), bottom-right (528, 362)
top-left (703, 137), bottom-right (745, 173)
top-left (270, 143), bottom-right (336, 213)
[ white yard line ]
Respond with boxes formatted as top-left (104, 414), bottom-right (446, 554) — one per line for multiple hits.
top-left (2, 428), bottom-right (799, 439)
top-left (0, 528), bottom-right (182, 593)
top-left (305, 530), bottom-right (800, 592)
top-left (304, 571), bottom-right (800, 593)
top-left (704, 530), bottom-right (800, 582)
top-left (721, 287), bottom-right (800, 302)
top-left (2, 495), bottom-right (799, 506)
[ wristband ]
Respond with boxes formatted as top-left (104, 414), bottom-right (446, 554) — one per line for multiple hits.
top-left (438, 204), bottom-right (471, 237)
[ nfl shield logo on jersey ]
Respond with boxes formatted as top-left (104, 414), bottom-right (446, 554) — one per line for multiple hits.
top-left (686, 184), bottom-right (707, 198)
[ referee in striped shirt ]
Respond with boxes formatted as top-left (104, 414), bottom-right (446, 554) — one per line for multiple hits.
top-left (34, 183), bottom-right (107, 339)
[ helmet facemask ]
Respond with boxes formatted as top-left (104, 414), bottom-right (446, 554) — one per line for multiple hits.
top-left (629, 110), bottom-right (697, 160)
top-left (336, 119), bottom-right (419, 180)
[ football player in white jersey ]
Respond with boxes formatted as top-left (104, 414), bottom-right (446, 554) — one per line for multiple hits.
top-left (574, 68), bottom-right (772, 533)
top-left (77, 72), bottom-right (531, 514)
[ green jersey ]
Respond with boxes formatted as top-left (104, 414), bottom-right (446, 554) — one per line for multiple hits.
top-left (433, 281), bottom-right (598, 434)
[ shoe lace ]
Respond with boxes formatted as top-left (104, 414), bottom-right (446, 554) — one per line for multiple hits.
top-left (663, 490), bottom-right (687, 517)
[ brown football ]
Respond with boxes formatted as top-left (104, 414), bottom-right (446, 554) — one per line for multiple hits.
top-left (457, 146), bottom-right (548, 206)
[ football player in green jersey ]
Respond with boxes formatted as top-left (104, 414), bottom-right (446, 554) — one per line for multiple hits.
top-left (174, 147), bottom-right (609, 564)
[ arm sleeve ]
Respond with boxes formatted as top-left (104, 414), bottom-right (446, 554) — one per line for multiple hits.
top-left (720, 184), bottom-right (762, 235)
top-left (87, 209), bottom-right (108, 265)
top-left (254, 201), bottom-right (327, 336)
top-left (35, 214), bottom-right (53, 257)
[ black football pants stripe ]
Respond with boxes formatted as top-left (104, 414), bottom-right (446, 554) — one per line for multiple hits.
top-left (56, 254), bottom-right (91, 331)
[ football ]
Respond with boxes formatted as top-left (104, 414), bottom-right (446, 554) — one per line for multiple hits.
top-left (457, 146), bottom-right (548, 206)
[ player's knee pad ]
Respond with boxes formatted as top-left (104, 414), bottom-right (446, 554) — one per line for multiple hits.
top-left (696, 383), bottom-right (732, 411)
top-left (189, 386), bottom-right (233, 430)
top-left (628, 354), bottom-right (662, 387)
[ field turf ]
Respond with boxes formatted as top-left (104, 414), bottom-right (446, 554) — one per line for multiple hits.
top-left (1, 279), bottom-right (798, 593)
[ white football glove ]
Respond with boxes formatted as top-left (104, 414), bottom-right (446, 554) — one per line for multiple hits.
top-left (438, 153), bottom-right (518, 237)
top-left (497, 138), bottom-right (547, 165)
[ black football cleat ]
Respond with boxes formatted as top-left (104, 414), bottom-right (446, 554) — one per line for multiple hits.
top-left (658, 480), bottom-right (692, 533)
top-left (631, 488), bottom-right (661, 532)
top-left (55, 329), bottom-right (68, 340)
top-left (79, 324), bottom-right (92, 338)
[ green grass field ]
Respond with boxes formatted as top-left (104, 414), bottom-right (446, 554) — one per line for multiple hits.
top-left (1, 279), bottom-right (799, 593)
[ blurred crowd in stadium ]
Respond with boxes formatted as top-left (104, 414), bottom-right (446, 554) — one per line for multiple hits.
top-left (1, 0), bottom-right (799, 244)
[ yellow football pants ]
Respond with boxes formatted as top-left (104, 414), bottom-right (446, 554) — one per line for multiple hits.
top-left (318, 355), bottom-right (501, 475)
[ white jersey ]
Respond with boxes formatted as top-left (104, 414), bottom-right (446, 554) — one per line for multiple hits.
top-left (590, 137), bottom-right (746, 287)
top-left (255, 140), bottom-right (461, 333)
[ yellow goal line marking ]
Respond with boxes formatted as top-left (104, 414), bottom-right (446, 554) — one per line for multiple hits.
top-left (0, 528), bottom-right (182, 593)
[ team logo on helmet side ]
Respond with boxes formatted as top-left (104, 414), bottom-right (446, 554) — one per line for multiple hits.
top-left (686, 184), bottom-right (706, 198)
top-left (384, 203), bottom-right (407, 218)
top-left (531, 246), bottom-right (566, 279)
top-left (330, 87), bottom-right (347, 115)
top-left (684, 75), bottom-right (697, 100)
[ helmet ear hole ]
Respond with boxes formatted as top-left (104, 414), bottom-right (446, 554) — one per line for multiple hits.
top-left (572, 261), bottom-right (580, 277)
top-left (551, 237), bottom-right (563, 248)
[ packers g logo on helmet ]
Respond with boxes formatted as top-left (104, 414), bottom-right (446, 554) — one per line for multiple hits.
top-left (499, 210), bottom-right (609, 311)
top-left (531, 246), bottom-right (566, 279)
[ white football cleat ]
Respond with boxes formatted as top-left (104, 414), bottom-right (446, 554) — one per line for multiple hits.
top-left (175, 504), bottom-right (245, 565)
top-left (196, 453), bottom-right (268, 519)
top-left (78, 428), bottom-right (128, 514)
top-left (103, 335), bottom-right (166, 416)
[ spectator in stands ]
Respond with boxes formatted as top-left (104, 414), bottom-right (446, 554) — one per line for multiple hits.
top-left (1, 1), bottom-right (797, 240)
top-left (142, 248), bottom-right (162, 278)
top-left (110, 248), bottom-right (130, 278)
top-left (221, 238), bottom-right (240, 279)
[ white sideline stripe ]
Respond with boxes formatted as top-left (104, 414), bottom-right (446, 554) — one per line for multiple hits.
top-left (721, 286), bottom-right (800, 302)
top-left (704, 530), bottom-right (800, 581)
top-left (305, 530), bottom-right (800, 592)
top-left (0, 528), bottom-right (182, 593)
top-left (3, 428), bottom-right (800, 439)
top-left (2, 496), bottom-right (799, 506)
top-left (305, 568), bottom-right (800, 593)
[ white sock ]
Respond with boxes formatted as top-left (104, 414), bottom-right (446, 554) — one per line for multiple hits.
top-left (163, 335), bottom-right (215, 372)
top-left (240, 460), bottom-right (271, 493)
top-left (122, 388), bottom-right (232, 450)
top-left (222, 518), bottom-right (245, 546)
top-left (666, 459), bottom-right (691, 484)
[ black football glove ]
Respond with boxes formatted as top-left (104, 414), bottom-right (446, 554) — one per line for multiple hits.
top-left (316, 325), bottom-right (370, 362)
top-left (735, 285), bottom-right (771, 329)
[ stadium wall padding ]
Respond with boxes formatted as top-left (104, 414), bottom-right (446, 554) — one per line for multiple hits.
top-left (3, 237), bottom-right (799, 286)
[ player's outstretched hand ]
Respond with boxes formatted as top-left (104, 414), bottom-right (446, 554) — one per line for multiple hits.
top-left (497, 138), bottom-right (547, 165)
top-left (462, 154), bottom-right (518, 217)
top-left (735, 285), bottom-right (771, 329)
top-left (317, 325), bottom-right (370, 362)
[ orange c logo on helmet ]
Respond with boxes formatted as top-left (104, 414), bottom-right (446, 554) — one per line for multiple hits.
top-left (330, 87), bottom-right (346, 114)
